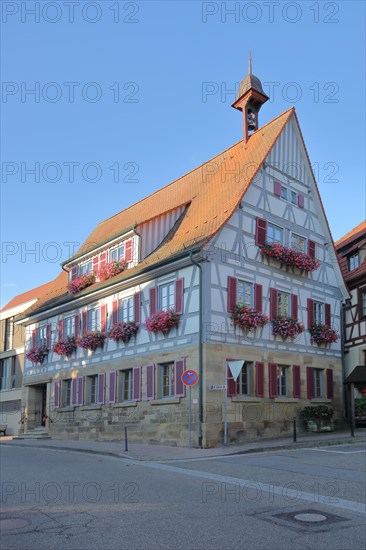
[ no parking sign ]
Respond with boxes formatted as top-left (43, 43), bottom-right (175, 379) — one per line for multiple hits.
top-left (181, 370), bottom-right (199, 387)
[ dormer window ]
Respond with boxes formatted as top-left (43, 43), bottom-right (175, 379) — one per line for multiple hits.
top-left (110, 244), bottom-right (125, 262)
top-left (80, 260), bottom-right (93, 275)
top-left (349, 253), bottom-right (359, 271)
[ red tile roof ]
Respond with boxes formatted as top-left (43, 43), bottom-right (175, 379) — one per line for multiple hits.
top-left (335, 220), bottom-right (366, 248)
top-left (335, 220), bottom-right (366, 283)
top-left (1, 280), bottom-right (54, 313)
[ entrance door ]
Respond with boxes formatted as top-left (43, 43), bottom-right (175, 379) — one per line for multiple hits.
top-left (34, 385), bottom-right (47, 427)
top-left (41, 385), bottom-right (47, 426)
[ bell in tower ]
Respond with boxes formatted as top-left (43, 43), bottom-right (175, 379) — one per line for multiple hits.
top-left (232, 54), bottom-right (269, 143)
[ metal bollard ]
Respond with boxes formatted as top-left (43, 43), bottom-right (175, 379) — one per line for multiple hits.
top-left (124, 426), bottom-right (128, 452)
top-left (293, 417), bottom-right (297, 443)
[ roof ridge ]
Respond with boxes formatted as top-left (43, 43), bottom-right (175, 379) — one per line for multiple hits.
top-left (335, 220), bottom-right (366, 247)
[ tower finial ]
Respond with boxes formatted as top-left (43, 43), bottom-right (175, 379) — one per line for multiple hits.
top-left (248, 51), bottom-right (252, 75)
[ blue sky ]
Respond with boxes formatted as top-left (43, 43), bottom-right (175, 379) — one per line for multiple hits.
top-left (1, 0), bottom-right (365, 307)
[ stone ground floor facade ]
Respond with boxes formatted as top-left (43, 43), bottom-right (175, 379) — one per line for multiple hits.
top-left (21, 343), bottom-right (343, 448)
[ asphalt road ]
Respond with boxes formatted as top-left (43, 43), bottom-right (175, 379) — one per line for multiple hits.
top-left (1, 443), bottom-right (365, 549)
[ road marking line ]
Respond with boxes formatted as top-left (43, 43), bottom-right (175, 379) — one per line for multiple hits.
top-left (306, 449), bottom-right (366, 454)
top-left (136, 461), bottom-right (366, 516)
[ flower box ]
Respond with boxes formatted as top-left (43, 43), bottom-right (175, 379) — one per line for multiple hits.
top-left (144, 309), bottom-right (180, 335)
top-left (53, 336), bottom-right (77, 357)
top-left (272, 316), bottom-right (304, 340)
top-left (231, 304), bottom-right (269, 332)
top-left (309, 324), bottom-right (339, 345)
top-left (108, 322), bottom-right (139, 343)
top-left (68, 272), bottom-right (96, 295)
top-left (77, 331), bottom-right (106, 351)
top-left (260, 242), bottom-right (320, 273)
top-left (26, 345), bottom-right (49, 364)
top-left (98, 261), bottom-right (127, 282)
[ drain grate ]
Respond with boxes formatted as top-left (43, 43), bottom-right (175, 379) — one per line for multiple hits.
top-left (274, 509), bottom-right (347, 527)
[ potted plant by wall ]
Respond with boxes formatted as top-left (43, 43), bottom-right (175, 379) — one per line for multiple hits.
top-left (26, 345), bottom-right (49, 365)
top-left (300, 404), bottom-right (334, 432)
top-left (52, 336), bottom-right (77, 357)
top-left (108, 321), bottom-right (139, 343)
top-left (231, 303), bottom-right (269, 332)
top-left (272, 316), bottom-right (304, 340)
top-left (309, 324), bottom-right (339, 345)
top-left (144, 309), bottom-right (180, 335)
top-left (77, 331), bottom-right (106, 351)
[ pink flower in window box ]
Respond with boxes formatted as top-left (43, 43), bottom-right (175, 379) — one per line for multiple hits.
top-left (272, 316), bottom-right (304, 340)
top-left (53, 336), bottom-right (77, 357)
top-left (108, 322), bottom-right (139, 343)
top-left (260, 242), bottom-right (320, 273)
top-left (68, 272), bottom-right (96, 295)
top-left (309, 324), bottom-right (339, 345)
top-left (231, 303), bottom-right (269, 332)
top-left (98, 261), bottom-right (127, 282)
top-left (76, 331), bottom-right (106, 351)
top-left (144, 309), bottom-right (180, 335)
top-left (26, 345), bottom-right (49, 364)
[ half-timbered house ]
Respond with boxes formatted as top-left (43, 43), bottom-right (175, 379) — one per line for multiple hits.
top-left (17, 64), bottom-right (349, 447)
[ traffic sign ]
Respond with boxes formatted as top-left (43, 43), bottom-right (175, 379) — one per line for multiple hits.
top-left (181, 370), bottom-right (199, 387)
top-left (209, 385), bottom-right (227, 391)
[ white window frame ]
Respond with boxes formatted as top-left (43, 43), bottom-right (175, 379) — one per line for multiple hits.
top-left (0, 358), bottom-right (11, 391)
top-left (278, 291), bottom-right (290, 316)
top-left (120, 369), bottom-right (133, 402)
top-left (361, 290), bottom-right (366, 318)
top-left (88, 307), bottom-right (101, 332)
top-left (119, 296), bottom-right (134, 323)
top-left (314, 301), bottom-right (324, 324)
top-left (237, 280), bottom-right (254, 308)
top-left (290, 190), bottom-right (297, 205)
top-left (37, 325), bottom-right (47, 347)
top-left (291, 233), bottom-right (307, 252)
top-left (277, 365), bottom-right (289, 397)
top-left (64, 316), bottom-right (75, 337)
top-left (4, 317), bottom-right (14, 350)
top-left (87, 375), bottom-right (98, 405)
top-left (79, 260), bottom-right (93, 275)
top-left (159, 282), bottom-right (175, 311)
top-left (237, 362), bottom-right (251, 396)
top-left (280, 186), bottom-right (288, 200)
top-left (110, 243), bottom-right (125, 262)
top-left (267, 223), bottom-right (283, 244)
top-left (314, 369), bottom-right (323, 398)
top-left (160, 362), bottom-right (175, 398)
top-left (63, 379), bottom-right (72, 407)
top-left (349, 253), bottom-right (360, 271)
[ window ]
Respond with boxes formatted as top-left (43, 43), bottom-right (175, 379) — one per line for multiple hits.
top-left (314, 369), bottom-right (323, 398)
top-left (0, 358), bottom-right (13, 391)
top-left (64, 316), bottom-right (75, 337)
top-left (159, 282), bottom-right (175, 311)
top-left (277, 366), bottom-right (289, 397)
top-left (349, 253), bottom-right (360, 271)
top-left (291, 233), bottom-right (307, 252)
top-left (88, 375), bottom-right (98, 404)
top-left (361, 290), bottom-right (366, 318)
top-left (119, 297), bottom-right (134, 323)
top-left (280, 186), bottom-right (287, 200)
top-left (4, 318), bottom-right (14, 350)
top-left (110, 244), bottom-right (125, 262)
top-left (237, 363), bottom-right (251, 396)
top-left (120, 369), bottom-right (133, 401)
top-left (278, 292), bottom-right (290, 316)
top-left (63, 379), bottom-right (72, 406)
top-left (88, 307), bottom-right (101, 331)
top-left (79, 260), bottom-right (92, 275)
top-left (161, 362), bottom-right (175, 397)
top-left (237, 281), bottom-right (253, 308)
top-left (290, 190), bottom-right (297, 204)
top-left (314, 301), bottom-right (324, 324)
top-left (267, 223), bottom-right (283, 244)
top-left (37, 325), bottom-right (47, 346)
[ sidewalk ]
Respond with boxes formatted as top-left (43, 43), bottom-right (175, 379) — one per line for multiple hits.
top-left (1, 428), bottom-right (365, 461)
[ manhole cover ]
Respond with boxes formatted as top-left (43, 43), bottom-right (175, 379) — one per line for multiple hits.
top-left (0, 518), bottom-right (30, 531)
top-left (294, 513), bottom-right (327, 523)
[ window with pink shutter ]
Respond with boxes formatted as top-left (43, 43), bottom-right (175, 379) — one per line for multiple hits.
top-left (306, 367), bottom-right (315, 399)
top-left (109, 371), bottom-right (117, 404)
top-left (146, 364), bottom-right (155, 400)
top-left (291, 294), bottom-right (298, 319)
top-left (298, 194), bottom-right (305, 208)
top-left (308, 240), bottom-right (316, 259)
top-left (174, 359), bottom-right (185, 397)
top-left (227, 276), bottom-right (237, 313)
top-left (101, 304), bottom-right (107, 333)
top-left (175, 279), bottom-right (184, 315)
top-left (255, 218), bottom-right (267, 247)
top-left (268, 363), bottom-right (278, 398)
top-left (71, 266), bottom-right (79, 281)
top-left (125, 239), bottom-right (133, 263)
top-left (254, 284), bottom-right (263, 313)
top-left (255, 362), bottom-right (264, 397)
top-left (132, 367), bottom-right (141, 401)
top-left (149, 288), bottom-right (158, 316)
top-left (293, 365), bottom-right (301, 398)
top-left (307, 299), bottom-right (314, 329)
top-left (227, 362), bottom-right (237, 397)
top-left (112, 300), bottom-right (119, 324)
top-left (99, 251), bottom-right (107, 268)
top-left (270, 288), bottom-right (278, 320)
top-left (274, 180), bottom-right (282, 196)
top-left (325, 303), bottom-right (331, 326)
top-left (74, 314), bottom-right (80, 338)
top-left (97, 373), bottom-right (105, 405)
top-left (46, 324), bottom-right (52, 349)
top-left (82, 310), bottom-right (88, 335)
top-left (58, 319), bottom-right (64, 339)
top-left (326, 369), bottom-right (333, 399)
top-left (133, 292), bottom-right (141, 324)
top-left (54, 381), bottom-right (61, 409)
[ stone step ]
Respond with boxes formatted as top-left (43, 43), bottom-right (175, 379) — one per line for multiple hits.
top-left (15, 433), bottom-right (51, 440)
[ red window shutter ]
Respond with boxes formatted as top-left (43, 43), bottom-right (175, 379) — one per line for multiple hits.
top-left (291, 294), bottom-right (298, 319)
top-left (326, 368), bottom-right (333, 399)
top-left (149, 287), bottom-right (158, 316)
top-left (109, 371), bottom-right (117, 404)
top-left (175, 279), bottom-right (184, 315)
top-left (101, 304), bottom-right (107, 333)
top-left (71, 266), bottom-right (79, 281)
top-left (74, 314), bottom-right (80, 339)
top-left (307, 299), bottom-right (314, 329)
top-left (54, 381), bottom-right (61, 409)
top-left (174, 359), bottom-right (186, 397)
top-left (97, 373), bottom-right (105, 405)
top-left (293, 365), bottom-right (301, 398)
top-left (254, 284), bottom-right (263, 313)
top-left (93, 256), bottom-right (99, 273)
top-left (99, 252), bottom-right (107, 268)
top-left (255, 217), bottom-right (267, 247)
top-left (268, 363), bottom-right (278, 398)
top-left (298, 194), bottom-right (305, 208)
top-left (112, 300), bottom-right (119, 324)
top-left (270, 288), bottom-right (278, 320)
top-left (71, 378), bottom-right (77, 406)
top-left (274, 180), bottom-right (281, 196)
top-left (77, 376), bottom-right (84, 406)
top-left (133, 291), bottom-right (141, 324)
top-left (146, 364), bottom-right (155, 400)
top-left (227, 276), bottom-right (237, 313)
top-left (325, 303), bottom-right (331, 326)
top-left (125, 239), bottom-right (133, 263)
top-left (32, 329), bottom-right (37, 348)
top-left (132, 366), bottom-right (141, 401)
top-left (58, 319), bottom-right (64, 339)
top-left (308, 240), bottom-right (316, 259)
top-left (82, 310), bottom-right (88, 335)
top-left (227, 362), bottom-right (237, 397)
top-left (306, 367), bottom-right (315, 399)
top-left (255, 362), bottom-right (264, 397)
top-left (46, 324), bottom-right (52, 349)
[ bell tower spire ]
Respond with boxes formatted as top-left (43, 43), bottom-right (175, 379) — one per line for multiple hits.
top-left (232, 54), bottom-right (269, 143)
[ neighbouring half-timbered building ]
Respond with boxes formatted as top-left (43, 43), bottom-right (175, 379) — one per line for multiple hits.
top-left (17, 63), bottom-right (349, 447)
